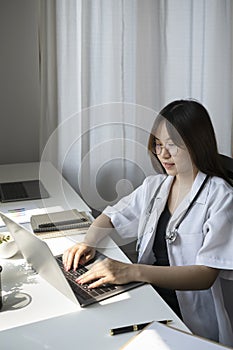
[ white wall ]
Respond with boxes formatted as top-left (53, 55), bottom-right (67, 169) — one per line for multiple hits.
top-left (0, 0), bottom-right (40, 164)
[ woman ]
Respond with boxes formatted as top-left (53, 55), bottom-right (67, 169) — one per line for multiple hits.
top-left (63, 100), bottom-right (233, 346)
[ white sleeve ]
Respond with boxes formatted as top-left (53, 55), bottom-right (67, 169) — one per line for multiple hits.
top-left (196, 184), bottom-right (233, 274)
top-left (103, 177), bottom-right (151, 239)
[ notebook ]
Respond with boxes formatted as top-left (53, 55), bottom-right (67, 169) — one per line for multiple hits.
top-left (0, 180), bottom-right (49, 203)
top-left (0, 212), bottom-right (144, 307)
top-left (30, 209), bottom-right (92, 239)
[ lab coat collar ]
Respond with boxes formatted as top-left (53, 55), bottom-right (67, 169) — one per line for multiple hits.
top-left (190, 171), bottom-right (209, 204)
top-left (152, 175), bottom-right (173, 202)
top-left (138, 172), bottom-right (209, 263)
top-left (153, 171), bottom-right (209, 205)
top-left (137, 176), bottom-right (173, 263)
top-left (167, 171), bottom-right (209, 231)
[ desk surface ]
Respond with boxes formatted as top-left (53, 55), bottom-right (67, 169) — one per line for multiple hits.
top-left (0, 161), bottom-right (90, 213)
top-left (0, 162), bottom-right (189, 350)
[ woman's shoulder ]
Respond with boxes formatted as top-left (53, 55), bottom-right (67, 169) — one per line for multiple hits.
top-left (209, 175), bottom-right (233, 193)
top-left (204, 175), bottom-right (233, 205)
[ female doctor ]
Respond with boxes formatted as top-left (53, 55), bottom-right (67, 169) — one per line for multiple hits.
top-left (63, 99), bottom-right (233, 346)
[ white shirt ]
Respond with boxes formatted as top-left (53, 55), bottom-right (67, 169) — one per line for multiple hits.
top-left (103, 172), bottom-right (233, 346)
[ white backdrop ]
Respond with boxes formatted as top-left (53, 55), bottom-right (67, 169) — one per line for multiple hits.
top-left (39, 0), bottom-right (233, 212)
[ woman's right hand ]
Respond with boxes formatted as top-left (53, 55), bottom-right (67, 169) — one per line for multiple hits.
top-left (62, 213), bottom-right (113, 271)
top-left (62, 242), bottom-right (96, 271)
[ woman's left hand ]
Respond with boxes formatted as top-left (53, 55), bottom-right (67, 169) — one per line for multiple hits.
top-left (76, 258), bottom-right (135, 288)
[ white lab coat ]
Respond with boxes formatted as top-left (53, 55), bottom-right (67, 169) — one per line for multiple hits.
top-left (103, 172), bottom-right (233, 346)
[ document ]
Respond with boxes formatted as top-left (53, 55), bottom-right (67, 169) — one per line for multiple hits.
top-left (120, 321), bottom-right (230, 350)
top-left (0, 204), bottom-right (53, 227)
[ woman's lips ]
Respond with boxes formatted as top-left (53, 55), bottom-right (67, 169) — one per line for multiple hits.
top-left (163, 162), bottom-right (175, 170)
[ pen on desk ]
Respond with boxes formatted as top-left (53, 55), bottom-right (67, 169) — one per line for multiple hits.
top-left (38, 218), bottom-right (86, 228)
top-left (109, 320), bottom-right (172, 336)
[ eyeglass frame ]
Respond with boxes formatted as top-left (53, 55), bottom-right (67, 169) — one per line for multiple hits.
top-left (151, 138), bottom-right (179, 156)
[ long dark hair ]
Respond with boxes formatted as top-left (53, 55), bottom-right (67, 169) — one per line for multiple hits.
top-left (148, 99), bottom-right (229, 182)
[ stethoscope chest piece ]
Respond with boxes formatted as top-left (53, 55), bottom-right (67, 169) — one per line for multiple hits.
top-left (166, 228), bottom-right (178, 244)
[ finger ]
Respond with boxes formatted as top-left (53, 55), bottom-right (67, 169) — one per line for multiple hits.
top-left (76, 262), bottom-right (107, 284)
top-left (73, 247), bottom-right (95, 269)
top-left (64, 246), bottom-right (83, 270)
top-left (62, 250), bottom-right (69, 266)
top-left (76, 269), bottom-right (95, 284)
top-left (72, 247), bottom-right (90, 270)
top-left (62, 249), bottom-right (75, 271)
top-left (78, 255), bottom-right (89, 266)
top-left (88, 277), bottom-right (109, 289)
top-left (72, 252), bottom-right (82, 271)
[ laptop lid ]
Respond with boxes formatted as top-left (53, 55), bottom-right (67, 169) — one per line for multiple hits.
top-left (0, 212), bottom-right (79, 305)
top-left (0, 212), bottom-right (144, 307)
top-left (0, 180), bottom-right (49, 203)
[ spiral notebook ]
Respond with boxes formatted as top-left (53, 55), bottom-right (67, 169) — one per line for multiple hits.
top-left (30, 209), bottom-right (92, 239)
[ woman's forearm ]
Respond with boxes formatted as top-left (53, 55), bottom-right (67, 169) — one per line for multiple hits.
top-left (133, 264), bottom-right (219, 290)
top-left (83, 215), bottom-right (219, 291)
top-left (84, 213), bottom-right (115, 247)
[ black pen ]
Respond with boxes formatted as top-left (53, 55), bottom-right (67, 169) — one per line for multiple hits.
top-left (38, 218), bottom-right (86, 228)
top-left (109, 320), bottom-right (172, 336)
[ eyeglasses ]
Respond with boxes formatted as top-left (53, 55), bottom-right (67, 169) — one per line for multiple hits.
top-left (152, 141), bottom-right (178, 156)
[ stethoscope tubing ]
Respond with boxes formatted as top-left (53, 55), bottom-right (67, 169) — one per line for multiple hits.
top-left (138, 175), bottom-right (210, 248)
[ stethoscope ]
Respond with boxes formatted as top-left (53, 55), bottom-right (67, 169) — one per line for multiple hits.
top-left (137, 175), bottom-right (209, 250)
top-left (165, 175), bottom-right (209, 244)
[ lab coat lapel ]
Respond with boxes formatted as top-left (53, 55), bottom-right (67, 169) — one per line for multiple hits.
top-left (167, 172), bottom-right (208, 236)
top-left (138, 176), bottom-right (173, 263)
top-left (167, 197), bottom-right (189, 232)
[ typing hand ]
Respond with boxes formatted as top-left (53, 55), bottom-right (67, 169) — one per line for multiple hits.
top-left (62, 243), bottom-right (96, 271)
top-left (76, 258), bottom-right (135, 288)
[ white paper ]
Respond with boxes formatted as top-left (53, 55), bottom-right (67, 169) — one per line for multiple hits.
top-left (121, 322), bottom-right (229, 350)
top-left (0, 205), bottom-right (62, 227)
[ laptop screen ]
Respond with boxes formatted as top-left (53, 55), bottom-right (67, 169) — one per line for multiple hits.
top-left (0, 180), bottom-right (49, 203)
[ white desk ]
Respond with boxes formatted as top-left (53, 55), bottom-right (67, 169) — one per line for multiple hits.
top-left (0, 161), bottom-right (90, 214)
top-left (0, 162), bottom-right (189, 349)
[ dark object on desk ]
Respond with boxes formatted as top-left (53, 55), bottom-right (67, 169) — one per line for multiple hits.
top-left (110, 320), bottom-right (172, 335)
top-left (110, 322), bottom-right (152, 336)
top-left (0, 265), bottom-right (2, 310)
top-left (0, 212), bottom-right (144, 307)
top-left (0, 180), bottom-right (49, 203)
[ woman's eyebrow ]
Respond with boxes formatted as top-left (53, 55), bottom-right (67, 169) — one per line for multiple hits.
top-left (154, 137), bottom-right (173, 142)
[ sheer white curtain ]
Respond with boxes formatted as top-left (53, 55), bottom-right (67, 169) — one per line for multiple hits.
top-left (39, 0), bottom-right (58, 161)
top-left (163, 0), bottom-right (233, 154)
top-left (39, 0), bottom-right (233, 212)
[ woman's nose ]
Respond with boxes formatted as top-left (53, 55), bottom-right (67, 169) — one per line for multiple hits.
top-left (160, 146), bottom-right (171, 157)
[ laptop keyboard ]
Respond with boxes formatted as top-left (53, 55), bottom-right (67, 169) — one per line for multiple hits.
top-left (56, 256), bottom-right (117, 301)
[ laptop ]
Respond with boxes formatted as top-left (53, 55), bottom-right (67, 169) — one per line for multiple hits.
top-left (0, 180), bottom-right (49, 203)
top-left (0, 212), bottom-right (143, 307)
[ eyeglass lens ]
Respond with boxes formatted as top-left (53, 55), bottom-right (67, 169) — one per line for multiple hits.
top-left (153, 142), bottom-right (178, 156)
